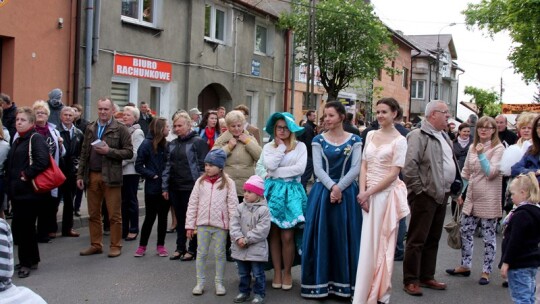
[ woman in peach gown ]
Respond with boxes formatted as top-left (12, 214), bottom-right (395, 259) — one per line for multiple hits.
top-left (353, 98), bottom-right (410, 304)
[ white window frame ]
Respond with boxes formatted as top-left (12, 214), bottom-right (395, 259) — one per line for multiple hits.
top-left (254, 20), bottom-right (274, 56)
top-left (121, 0), bottom-right (162, 28)
top-left (411, 80), bottom-right (425, 100)
top-left (246, 91), bottom-right (259, 126)
top-left (402, 67), bottom-right (409, 88)
top-left (204, 2), bottom-right (230, 44)
top-left (111, 76), bottom-right (138, 109)
top-left (149, 82), bottom-right (171, 118)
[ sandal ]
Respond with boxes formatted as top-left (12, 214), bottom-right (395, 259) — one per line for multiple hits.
top-left (180, 252), bottom-right (196, 261)
top-left (18, 267), bottom-right (31, 278)
top-left (169, 250), bottom-right (185, 260)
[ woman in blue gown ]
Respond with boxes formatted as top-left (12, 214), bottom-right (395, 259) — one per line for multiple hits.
top-left (301, 101), bottom-right (363, 299)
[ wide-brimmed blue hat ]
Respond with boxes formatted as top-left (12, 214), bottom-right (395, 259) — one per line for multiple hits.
top-left (264, 112), bottom-right (304, 137)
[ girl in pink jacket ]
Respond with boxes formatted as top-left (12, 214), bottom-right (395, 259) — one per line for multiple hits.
top-left (185, 149), bottom-right (238, 297)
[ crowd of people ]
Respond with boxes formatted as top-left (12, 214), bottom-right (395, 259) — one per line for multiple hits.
top-left (0, 90), bottom-right (539, 304)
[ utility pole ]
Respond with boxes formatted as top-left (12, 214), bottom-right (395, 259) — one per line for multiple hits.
top-left (435, 23), bottom-right (456, 100)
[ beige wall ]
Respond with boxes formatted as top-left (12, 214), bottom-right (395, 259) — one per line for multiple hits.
top-left (0, 0), bottom-right (76, 107)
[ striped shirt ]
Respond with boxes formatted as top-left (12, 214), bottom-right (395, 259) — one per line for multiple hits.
top-left (0, 218), bottom-right (13, 291)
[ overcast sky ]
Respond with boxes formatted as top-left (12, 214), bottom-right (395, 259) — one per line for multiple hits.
top-left (370, 0), bottom-right (538, 120)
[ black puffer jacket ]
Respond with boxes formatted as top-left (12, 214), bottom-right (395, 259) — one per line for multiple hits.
top-left (135, 135), bottom-right (166, 195)
top-left (6, 130), bottom-right (50, 201)
top-left (162, 131), bottom-right (208, 192)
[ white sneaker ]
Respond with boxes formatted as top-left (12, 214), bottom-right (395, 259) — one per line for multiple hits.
top-left (215, 283), bottom-right (227, 296)
top-left (251, 294), bottom-right (265, 304)
top-left (192, 283), bottom-right (204, 295)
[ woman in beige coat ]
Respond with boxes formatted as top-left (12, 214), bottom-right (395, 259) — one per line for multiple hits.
top-left (213, 110), bottom-right (262, 200)
top-left (446, 116), bottom-right (504, 285)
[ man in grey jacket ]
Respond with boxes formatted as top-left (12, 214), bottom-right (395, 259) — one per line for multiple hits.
top-left (402, 100), bottom-right (460, 296)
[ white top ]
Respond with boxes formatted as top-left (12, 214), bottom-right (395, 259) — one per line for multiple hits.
top-left (432, 131), bottom-right (456, 192)
top-left (262, 140), bottom-right (307, 182)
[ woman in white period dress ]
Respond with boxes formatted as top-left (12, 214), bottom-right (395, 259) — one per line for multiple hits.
top-left (353, 98), bottom-right (409, 304)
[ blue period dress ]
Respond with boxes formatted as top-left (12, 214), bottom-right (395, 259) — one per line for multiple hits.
top-left (301, 133), bottom-right (363, 298)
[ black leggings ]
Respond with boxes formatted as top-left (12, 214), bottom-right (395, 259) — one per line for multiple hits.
top-left (139, 193), bottom-right (170, 247)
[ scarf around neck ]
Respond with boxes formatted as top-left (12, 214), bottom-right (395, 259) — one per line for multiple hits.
top-left (205, 127), bottom-right (216, 149)
top-left (457, 136), bottom-right (470, 148)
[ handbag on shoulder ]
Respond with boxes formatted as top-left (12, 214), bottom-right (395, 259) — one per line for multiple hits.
top-left (29, 134), bottom-right (66, 193)
top-left (444, 204), bottom-right (462, 250)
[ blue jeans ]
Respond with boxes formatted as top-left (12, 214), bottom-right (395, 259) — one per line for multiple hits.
top-left (507, 267), bottom-right (537, 304)
top-left (236, 260), bottom-right (266, 297)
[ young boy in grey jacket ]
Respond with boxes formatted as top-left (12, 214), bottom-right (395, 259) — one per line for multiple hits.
top-left (230, 175), bottom-right (271, 304)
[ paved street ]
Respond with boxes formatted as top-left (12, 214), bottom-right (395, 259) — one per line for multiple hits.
top-left (8, 201), bottom-right (514, 304)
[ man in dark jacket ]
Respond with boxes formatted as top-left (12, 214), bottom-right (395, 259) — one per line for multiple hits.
top-left (496, 114), bottom-right (517, 148)
top-left (58, 107), bottom-right (84, 237)
top-left (77, 98), bottom-right (133, 258)
top-left (0, 93), bottom-right (17, 143)
top-left (343, 113), bottom-right (360, 136)
top-left (137, 101), bottom-right (153, 136)
top-left (298, 110), bottom-right (317, 190)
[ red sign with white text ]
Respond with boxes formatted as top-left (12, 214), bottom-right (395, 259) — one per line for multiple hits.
top-left (114, 54), bottom-right (172, 82)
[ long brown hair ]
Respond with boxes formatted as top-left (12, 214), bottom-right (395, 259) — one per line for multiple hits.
top-left (149, 117), bottom-right (168, 153)
top-left (472, 116), bottom-right (501, 148)
top-left (529, 115), bottom-right (540, 156)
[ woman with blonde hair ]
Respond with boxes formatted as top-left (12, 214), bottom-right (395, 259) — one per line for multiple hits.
top-left (6, 107), bottom-right (51, 278)
top-left (446, 116), bottom-right (504, 285)
top-left (121, 106), bottom-right (145, 241)
top-left (30, 100), bottom-right (64, 243)
top-left (262, 112), bottom-right (307, 290)
top-left (162, 112), bottom-right (208, 261)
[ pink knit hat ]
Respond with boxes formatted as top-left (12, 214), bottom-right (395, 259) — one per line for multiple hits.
top-left (243, 175), bottom-right (265, 197)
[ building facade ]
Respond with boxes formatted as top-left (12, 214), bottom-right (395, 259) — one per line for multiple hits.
top-left (0, 0), bottom-right (77, 106)
top-left (77, 0), bottom-right (289, 130)
top-left (372, 31), bottom-right (419, 122)
top-left (406, 34), bottom-right (464, 120)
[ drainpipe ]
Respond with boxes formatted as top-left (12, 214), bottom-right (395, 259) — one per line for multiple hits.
top-left (290, 32), bottom-right (296, 114)
top-left (283, 29), bottom-right (290, 112)
top-left (409, 50), bottom-right (420, 121)
top-left (73, 0), bottom-right (82, 105)
top-left (92, 0), bottom-right (101, 63)
top-left (84, 0), bottom-right (94, 120)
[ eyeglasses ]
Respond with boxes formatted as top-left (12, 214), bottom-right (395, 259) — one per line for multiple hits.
top-left (433, 110), bottom-right (449, 115)
top-left (478, 127), bottom-right (495, 131)
top-left (276, 126), bottom-right (290, 132)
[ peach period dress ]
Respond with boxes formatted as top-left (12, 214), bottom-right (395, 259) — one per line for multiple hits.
top-left (353, 131), bottom-right (409, 304)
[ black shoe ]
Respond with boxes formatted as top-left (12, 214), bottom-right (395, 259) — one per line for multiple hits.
top-left (445, 268), bottom-right (471, 277)
top-left (169, 250), bottom-right (184, 260)
top-left (502, 281), bottom-right (509, 288)
top-left (180, 252), bottom-right (196, 261)
top-left (17, 267), bottom-right (31, 278)
top-left (37, 237), bottom-right (51, 244)
top-left (125, 233), bottom-right (138, 241)
top-left (15, 263), bottom-right (38, 270)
